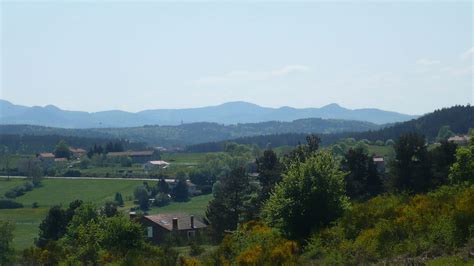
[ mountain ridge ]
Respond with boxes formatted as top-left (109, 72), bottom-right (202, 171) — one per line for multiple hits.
top-left (0, 99), bottom-right (417, 128)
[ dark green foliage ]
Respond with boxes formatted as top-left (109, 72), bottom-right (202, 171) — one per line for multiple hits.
top-left (436, 125), bottom-right (455, 141)
top-left (36, 200), bottom-right (83, 248)
top-left (256, 149), bottom-right (282, 202)
top-left (0, 221), bottom-right (15, 265)
top-left (431, 140), bottom-right (458, 185)
top-left (172, 176), bottom-right (189, 202)
top-left (63, 169), bottom-right (81, 177)
top-left (341, 147), bottom-right (382, 200)
top-left (54, 140), bottom-right (71, 159)
top-left (0, 199), bottom-right (24, 209)
top-left (101, 201), bottom-right (118, 217)
top-left (154, 192), bottom-right (171, 207)
top-left (100, 215), bottom-right (144, 256)
top-left (189, 241), bottom-right (205, 256)
top-left (114, 192), bottom-right (124, 206)
top-left (105, 141), bottom-right (124, 153)
top-left (282, 134), bottom-right (321, 169)
top-left (188, 105), bottom-right (474, 151)
top-left (119, 156), bottom-right (132, 167)
top-left (36, 206), bottom-right (68, 247)
top-left (206, 166), bottom-right (254, 240)
top-left (390, 133), bottom-right (433, 193)
top-left (0, 132), bottom-right (146, 155)
top-left (157, 178), bottom-right (170, 194)
top-left (449, 131), bottom-right (474, 184)
top-left (0, 117), bottom-right (378, 147)
top-left (133, 185), bottom-right (149, 210)
top-left (4, 181), bottom-right (36, 199)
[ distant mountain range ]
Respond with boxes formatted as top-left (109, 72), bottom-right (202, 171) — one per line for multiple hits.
top-left (0, 100), bottom-right (417, 128)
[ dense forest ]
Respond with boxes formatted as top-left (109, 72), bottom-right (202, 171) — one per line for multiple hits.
top-left (0, 118), bottom-right (379, 147)
top-left (0, 134), bottom-right (146, 154)
top-left (187, 105), bottom-right (473, 152)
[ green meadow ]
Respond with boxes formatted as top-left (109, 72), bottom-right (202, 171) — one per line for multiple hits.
top-left (0, 177), bottom-right (212, 250)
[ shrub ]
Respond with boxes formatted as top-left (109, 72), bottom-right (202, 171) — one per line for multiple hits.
top-left (23, 181), bottom-right (34, 191)
top-left (63, 170), bottom-right (81, 177)
top-left (0, 199), bottom-right (24, 209)
top-left (154, 193), bottom-right (170, 207)
top-left (304, 185), bottom-right (474, 264)
top-left (4, 185), bottom-right (26, 198)
top-left (32, 202), bottom-right (39, 208)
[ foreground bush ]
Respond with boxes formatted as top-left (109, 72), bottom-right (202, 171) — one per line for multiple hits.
top-left (199, 221), bottom-right (299, 265)
top-left (0, 199), bottom-right (24, 209)
top-left (304, 185), bottom-right (474, 264)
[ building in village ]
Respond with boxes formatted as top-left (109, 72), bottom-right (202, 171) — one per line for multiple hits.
top-left (69, 147), bottom-right (87, 158)
top-left (136, 213), bottom-right (207, 244)
top-left (37, 152), bottom-right (55, 167)
top-left (448, 135), bottom-right (471, 146)
top-left (107, 150), bottom-right (160, 163)
top-left (143, 160), bottom-right (170, 171)
top-left (373, 156), bottom-right (385, 174)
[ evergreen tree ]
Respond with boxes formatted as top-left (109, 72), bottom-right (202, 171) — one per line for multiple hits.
top-left (206, 166), bottom-right (252, 240)
top-left (133, 186), bottom-right (149, 210)
top-left (341, 147), bottom-right (382, 200)
top-left (431, 140), bottom-right (458, 186)
top-left (157, 178), bottom-right (170, 194)
top-left (114, 192), bottom-right (124, 206)
top-left (256, 149), bottom-right (282, 202)
top-left (390, 133), bottom-right (433, 193)
top-left (54, 140), bottom-right (71, 159)
top-left (172, 176), bottom-right (189, 202)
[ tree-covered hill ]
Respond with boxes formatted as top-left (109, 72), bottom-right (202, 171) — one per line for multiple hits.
top-left (187, 105), bottom-right (474, 151)
top-left (0, 117), bottom-right (379, 147)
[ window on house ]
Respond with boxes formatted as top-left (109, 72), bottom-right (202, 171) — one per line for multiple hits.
top-left (187, 230), bottom-right (196, 239)
top-left (147, 226), bottom-right (153, 238)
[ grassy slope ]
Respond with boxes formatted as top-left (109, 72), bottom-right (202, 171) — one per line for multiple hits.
top-left (0, 178), bottom-right (156, 250)
top-left (147, 194), bottom-right (213, 217)
top-left (0, 178), bottom-right (212, 251)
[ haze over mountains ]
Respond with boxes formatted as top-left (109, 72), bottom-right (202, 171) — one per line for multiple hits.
top-left (0, 100), bottom-right (416, 128)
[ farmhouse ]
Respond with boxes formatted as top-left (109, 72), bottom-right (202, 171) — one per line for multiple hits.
top-left (448, 135), bottom-right (471, 146)
top-left (373, 156), bottom-right (385, 174)
top-left (69, 147), bottom-right (86, 158)
top-left (137, 213), bottom-right (207, 244)
top-left (107, 150), bottom-right (159, 163)
top-left (143, 160), bottom-right (170, 171)
top-left (37, 152), bottom-right (55, 167)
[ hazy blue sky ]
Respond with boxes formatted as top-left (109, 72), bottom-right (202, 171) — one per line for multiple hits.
top-left (1, 1), bottom-right (472, 115)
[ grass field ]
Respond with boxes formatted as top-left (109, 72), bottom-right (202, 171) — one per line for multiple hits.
top-left (148, 194), bottom-right (213, 217)
top-left (0, 177), bottom-right (212, 251)
top-left (367, 145), bottom-right (395, 158)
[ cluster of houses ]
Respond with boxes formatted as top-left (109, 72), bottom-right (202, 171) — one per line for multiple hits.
top-left (36, 148), bottom-right (172, 170)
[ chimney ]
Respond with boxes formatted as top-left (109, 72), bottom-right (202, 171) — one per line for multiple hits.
top-left (190, 215), bottom-right (194, 229)
top-left (172, 217), bottom-right (178, 231)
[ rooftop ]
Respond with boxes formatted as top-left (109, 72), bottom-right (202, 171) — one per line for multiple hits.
top-left (39, 152), bottom-right (55, 158)
top-left (144, 213), bottom-right (207, 231)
